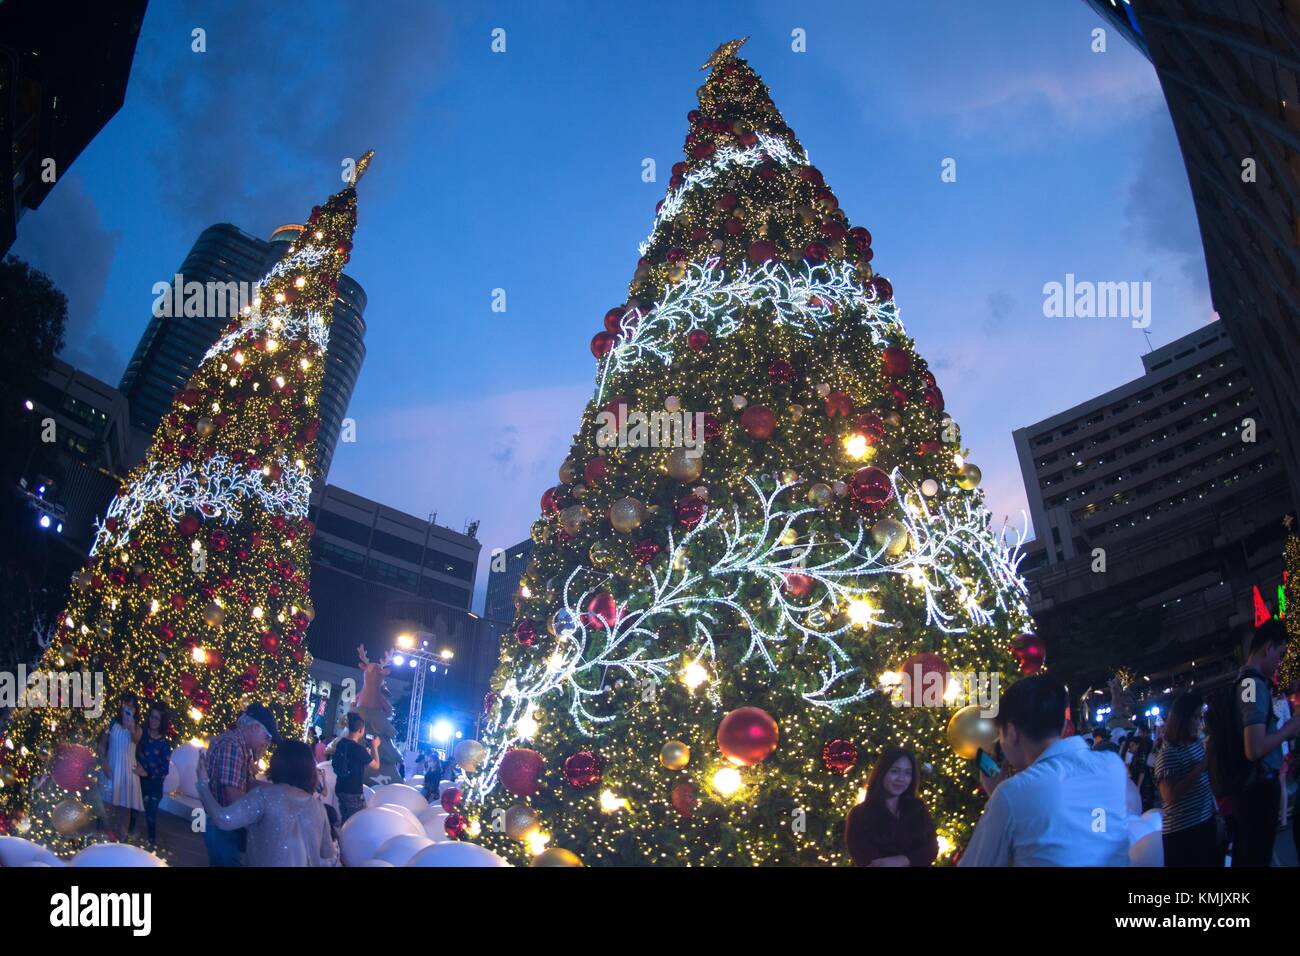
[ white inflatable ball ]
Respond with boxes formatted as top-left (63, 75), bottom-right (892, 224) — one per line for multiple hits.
top-left (1126, 812), bottom-right (1159, 844)
top-left (21, 861), bottom-right (55, 867)
top-left (374, 803), bottom-right (423, 834)
top-left (1125, 779), bottom-right (1141, 817)
top-left (420, 810), bottom-right (451, 843)
top-left (1129, 829), bottom-right (1163, 867)
top-left (359, 859), bottom-right (394, 867)
top-left (339, 806), bottom-right (423, 867)
top-left (0, 837), bottom-right (65, 867)
top-left (72, 843), bottom-right (167, 867)
top-left (374, 833), bottom-right (434, 867)
top-left (169, 743), bottom-right (203, 799)
top-left (406, 841), bottom-right (510, 868)
top-left (362, 784), bottom-right (375, 805)
top-left (370, 783), bottom-right (428, 815)
top-left (1141, 808), bottom-right (1163, 828)
top-left (317, 762), bottom-right (336, 802)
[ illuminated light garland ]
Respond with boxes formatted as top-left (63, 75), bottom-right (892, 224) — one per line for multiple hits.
top-left (639, 132), bottom-right (810, 256)
top-left (596, 257), bottom-right (902, 402)
top-left (257, 244), bottom-right (329, 291)
top-left (471, 472), bottom-right (1030, 799)
top-left (202, 305), bottom-right (329, 363)
top-left (89, 453), bottom-right (312, 556)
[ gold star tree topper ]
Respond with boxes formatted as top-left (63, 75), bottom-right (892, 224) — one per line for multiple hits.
top-left (701, 36), bottom-right (749, 71)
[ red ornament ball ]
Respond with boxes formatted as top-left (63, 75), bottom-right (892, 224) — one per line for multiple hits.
top-left (747, 240), bottom-right (779, 264)
top-left (585, 592), bottom-right (619, 631)
top-left (881, 347), bottom-right (912, 377)
top-left (51, 744), bottom-right (97, 792)
top-left (853, 412), bottom-right (886, 445)
top-left (632, 539), bottom-right (661, 564)
top-left (603, 307), bottom-right (625, 334)
top-left (767, 359), bottom-right (796, 384)
top-left (821, 739), bottom-right (859, 776)
top-left (783, 572), bottom-right (815, 598)
top-left (499, 748), bottom-right (545, 797)
top-left (717, 706), bottom-right (779, 766)
top-left (515, 620), bottom-right (538, 647)
top-left (687, 328), bottom-right (710, 351)
top-left (849, 466), bottom-right (894, 511)
top-left (178, 514), bottom-right (201, 537)
top-left (591, 331), bottom-right (616, 358)
top-left (901, 651), bottom-right (950, 694)
top-left (740, 404), bottom-right (776, 440)
top-left (1012, 633), bottom-right (1047, 675)
top-left (675, 494), bottom-right (708, 529)
top-left (540, 487), bottom-right (561, 515)
top-left (671, 782), bottom-right (697, 817)
top-left (583, 456), bottom-right (608, 484)
top-left (443, 812), bottom-right (468, 840)
top-left (562, 751), bottom-right (603, 789)
top-left (824, 389), bottom-right (853, 418)
top-left (440, 787), bottom-right (463, 812)
top-left (924, 386), bottom-right (945, 411)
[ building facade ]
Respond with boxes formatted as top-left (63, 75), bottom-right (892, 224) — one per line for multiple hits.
top-left (0, 1), bottom-right (146, 253)
top-left (119, 222), bottom-right (366, 478)
top-left (1084, 0), bottom-right (1300, 506)
top-left (1014, 321), bottom-right (1292, 687)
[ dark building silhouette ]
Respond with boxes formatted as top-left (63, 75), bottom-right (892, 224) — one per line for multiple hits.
top-left (119, 222), bottom-right (366, 479)
top-left (0, 0), bottom-right (146, 253)
top-left (1084, 0), bottom-right (1300, 506)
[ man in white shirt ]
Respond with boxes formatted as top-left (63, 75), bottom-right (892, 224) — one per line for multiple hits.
top-left (959, 675), bottom-right (1131, 866)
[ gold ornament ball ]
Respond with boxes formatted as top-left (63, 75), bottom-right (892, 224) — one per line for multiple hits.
top-left (559, 504), bottom-right (586, 536)
top-left (196, 417), bottom-right (216, 438)
top-left (947, 704), bottom-right (999, 760)
top-left (609, 496), bottom-right (646, 533)
top-left (660, 740), bottom-right (691, 770)
top-left (731, 395), bottom-right (748, 410)
top-left (816, 383), bottom-right (831, 398)
top-left (558, 457), bottom-right (577, 484)
top-left (572, 482), bottom-right (588, 500)
top-left (589, 540), bottom-right (615, 567)
top-left (666, 447), bottom-right (703, 483)
top-left (203, 602), bottom-right (225, 627)
top-left (51, 798), bottom-right (93, 837)
top-left (789, 404), bottom-right (804, 422)
top-left (870, 518), bottom-right (909, 557)
top-left (807, 482), bottom-right (833, 506)
top-left (505, 803), bottom-right (541, 841)
top-left (668, 262), bottom-right (687, 283)
top-left (532, 847), bottom-right (583, 867)
top-left (664, 395), bottom-right (682, 412)
top-left (921, 479), bottom-right (940, 497)
top-left (832, 480), bottom-right (848, 497)
top-left (957, 463), bottom-right (982, 490)
top-left (453, 739), bottom-right (487, 772)
top-left (882, 411), bottom-right (902, 428)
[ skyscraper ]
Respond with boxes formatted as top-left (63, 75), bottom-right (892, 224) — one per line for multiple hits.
top-left (1083, 0), bottom-right (1300, 506)
top-left (119, 221), bottom-right (366, 478)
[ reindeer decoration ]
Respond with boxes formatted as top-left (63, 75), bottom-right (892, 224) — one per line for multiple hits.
top-left (352, 644), bottom-right (402, 786)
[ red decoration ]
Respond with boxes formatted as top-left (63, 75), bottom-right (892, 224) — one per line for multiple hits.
top-left (516, 620), bottom-right (539, 647)
top-left (901, 651), bottom-right (950, 695)
top-left (1011, 633), bottom-right (1047, 675)
top-left (585, 592), bottom-right (619, 631)
top-left (824, 390), bottom-right (853, 418)
top-left (924, 386), bottom-right (945, 411)
top-left (541, 487), bottom-right (561, 515)
top-left (499, 748), bottom-right (545, 797)
top-left (872, 276), bottom-right (894, 301)
top-left (740, 404), bottom-right (776, 440)
top-left (881, 347), bottom-right (911, 377)
top-left (849, 466), bottom-right (893, 511)
top-left (717, 707), bottom-right (779, 766)
top-left (687, 329), bottom-right (710, 351)
top-left (562, 751), bottom-right (603, 789)
top-left (591, 331), bottom-right (616, 358)
top-left (583, 456), bottom-right (607, 484)
top-left (675, 495), bottom-right (708, 529)
top-left (51, 744), bottom-right (97, 792)
top-left (440, 787), bottom-right (463, 812)
top-left (444, 812), bottom-right (468, 840)
top-left (671, 782), bottom-right (697, 817)
top-left (747, 240), bottom-right (779, 264)
top-left (783, 573), bottom-right (815, 598)
top-left (767, 359), bottom-right (795, 384)
top-left (603, 307), bottom-right (625, 334)
top-left (821, 739), bottom-right (859, 775)
top-left (178, 514), bottom-right (200, 537)
top-left (853, 412), bottom-right (885, 445)
top-left (632, 539), bottom-right (661, 564)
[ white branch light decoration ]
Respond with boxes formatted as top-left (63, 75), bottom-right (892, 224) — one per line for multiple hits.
top-left (90, 454), bottom-right (313, 556)
top-left (595, 257), bottom-right (902, 402)
top-left (471, 471), bottom-right (1030, 800)
top-left (639, 133), bottom-right (810, 256)
top-left (202, 305), bottom-right (329, 363)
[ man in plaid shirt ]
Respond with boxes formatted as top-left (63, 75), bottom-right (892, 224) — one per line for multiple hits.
top-left (203, 703), bottom-right (279, 866)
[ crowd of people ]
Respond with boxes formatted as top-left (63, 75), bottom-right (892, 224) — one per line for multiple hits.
top-left (86, 622), bottom-right (1298, 867)
top-left (845, 620), bottom-right (1300, 867)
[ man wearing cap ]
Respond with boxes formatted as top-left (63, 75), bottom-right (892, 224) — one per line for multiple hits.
top-left (203, 703), bottom-right (279, 867)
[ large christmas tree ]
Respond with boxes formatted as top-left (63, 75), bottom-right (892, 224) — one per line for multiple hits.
top-left (0, 153), bottom-right (373, 849)
top-left (462, 43), bottom-right (1032, 866)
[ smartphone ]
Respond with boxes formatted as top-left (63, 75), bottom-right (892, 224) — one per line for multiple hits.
top-left (975, 747), bottom-right (1000, 779)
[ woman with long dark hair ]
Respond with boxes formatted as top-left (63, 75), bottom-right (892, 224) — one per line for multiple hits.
top-left (844, 746), bottom-right (939, 866)
top-left (134, 703), bottom-right (173, 846)
top-left (196, 740), bottom-right (337, 866)
top-left (1155, 691), bottom-right (1218, 867)
top-left (101, 692), bottom-right (143, 839)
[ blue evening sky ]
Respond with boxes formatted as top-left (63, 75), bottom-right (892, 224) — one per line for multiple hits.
top-left (13, 1), bottom-right (1212, 612)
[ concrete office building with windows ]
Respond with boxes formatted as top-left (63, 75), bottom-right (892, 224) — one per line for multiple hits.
top-left (1013, 321), bottom-right (1291, 685)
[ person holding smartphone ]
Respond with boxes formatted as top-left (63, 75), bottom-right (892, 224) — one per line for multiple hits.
top-left (843, 746), bottom-right (939, 866)
top-left (101, 692), bottom-right (143, 839)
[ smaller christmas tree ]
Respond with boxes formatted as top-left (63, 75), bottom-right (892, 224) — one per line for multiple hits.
top-left (0, 153), bottom-right (374, 849)
top-left (1281, 515), bottom-right (1299, 691)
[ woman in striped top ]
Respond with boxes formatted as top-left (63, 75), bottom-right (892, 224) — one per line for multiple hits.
top-left (1154, 690), bottom-right (1219, 867)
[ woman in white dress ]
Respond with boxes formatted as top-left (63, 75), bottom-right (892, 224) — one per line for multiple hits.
top-left (101, 693), bottom-right (143, 838)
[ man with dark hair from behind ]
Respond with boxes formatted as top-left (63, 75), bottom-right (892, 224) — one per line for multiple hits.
top-left (1232, 619), bottom-right (1300, 867)
top-left (960, 675), bottom-right (1130, 866)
